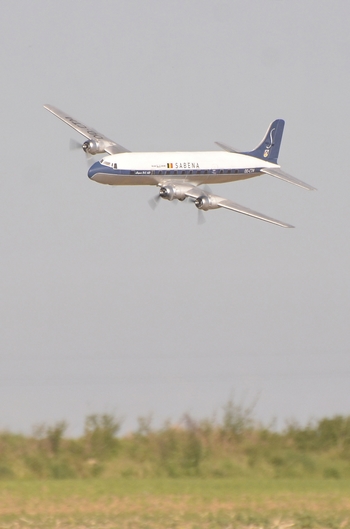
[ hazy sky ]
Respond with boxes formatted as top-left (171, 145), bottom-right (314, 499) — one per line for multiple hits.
top-left (0, 0), bottom-right (349, 435)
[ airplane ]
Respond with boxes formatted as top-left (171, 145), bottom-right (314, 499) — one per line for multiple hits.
top-left (44, 105), bottom-right (315, 228)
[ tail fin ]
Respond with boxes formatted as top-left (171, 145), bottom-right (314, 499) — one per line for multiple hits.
top-left (242, 119), bottom-right (285, 164)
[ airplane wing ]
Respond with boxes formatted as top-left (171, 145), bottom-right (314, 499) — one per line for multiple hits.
top-left (43, 105), bottom-right (130, 155)
top-left (184, 186), bottom-right (294, 228)
top-left (261, 167), bottom-right (316, 191)
top-left (216, 198), bottom-right (294, 228)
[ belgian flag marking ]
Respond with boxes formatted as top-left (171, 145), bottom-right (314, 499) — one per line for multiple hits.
top-left (167, 163), bottom-right (173, 169)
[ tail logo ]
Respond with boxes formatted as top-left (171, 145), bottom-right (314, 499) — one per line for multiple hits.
top-left (263, 127), bottom-right (275, 158)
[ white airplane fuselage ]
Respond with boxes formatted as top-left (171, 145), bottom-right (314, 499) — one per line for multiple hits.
top-left (88, 151), bottom-right (279, 186)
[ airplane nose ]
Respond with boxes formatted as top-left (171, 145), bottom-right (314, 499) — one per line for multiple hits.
top-left (88, 161), bottom-right (100, 179)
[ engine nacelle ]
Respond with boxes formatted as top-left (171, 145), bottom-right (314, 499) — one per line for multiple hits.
top-left (194, 195), bottom-right (220, 211)
top-left (159, 185), bottom-right (187, 201)
top-left (82, 139), bottom-right (107, 155)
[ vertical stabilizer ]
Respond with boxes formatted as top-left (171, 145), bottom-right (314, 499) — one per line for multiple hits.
top-left (243, 119), bottom-right (285, 164)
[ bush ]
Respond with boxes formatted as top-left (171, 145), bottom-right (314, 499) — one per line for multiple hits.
top-left (84, 414), bottom-right (121, 459)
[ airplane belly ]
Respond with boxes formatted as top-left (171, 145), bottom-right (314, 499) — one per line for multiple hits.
top-left (206, 172), bottom-right (261, 184)
top-left (90, 173), bottom-right (158, 186)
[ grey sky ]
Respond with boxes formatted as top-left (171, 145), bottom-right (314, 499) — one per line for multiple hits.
top-left (0, 0), bottom-right (349, 435)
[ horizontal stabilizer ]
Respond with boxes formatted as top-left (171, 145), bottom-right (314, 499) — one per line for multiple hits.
top-left (215, 141), bottom-right (239, 153)
top-left (261, 167), bottom-right (316, 191)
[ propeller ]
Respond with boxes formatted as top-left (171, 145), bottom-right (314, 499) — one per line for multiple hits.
top-left (197, 209), bottom-right (206, 225)
top-left (148, 194), bottom-right (161, 210)
top-left (69, 139), bottom-right (93, 166)
top-left (186, 196), bottom-right (206, 225)
top-left (195, 185), bottom-right (211, 224)
top-left (201, 184), bottom-right (212, 195)
top-left (149, 186), bottom-right (207, 224)
top-left (148, 191), bottom-right (181, 210)
top-left (69, 138), bottom-right (82, 151)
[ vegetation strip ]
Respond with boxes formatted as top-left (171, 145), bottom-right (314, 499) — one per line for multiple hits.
top-left (2, 404), bottom-right (350, 479)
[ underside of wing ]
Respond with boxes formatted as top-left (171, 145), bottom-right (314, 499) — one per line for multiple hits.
top-left (217, 198), bottom-right (294, 228)
top-left (44, 105), bottom-right (130, 155)
top-left (184, 186), bottom-right (294, 228)
top-left (261, 167), bottom-right (316, 191)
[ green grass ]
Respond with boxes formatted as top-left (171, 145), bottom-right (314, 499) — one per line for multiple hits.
top-left (0, 478), bottom-right (350, 528)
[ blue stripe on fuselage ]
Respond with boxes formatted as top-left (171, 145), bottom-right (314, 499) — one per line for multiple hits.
top-left (88, 161), bottom-right (263, 179)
